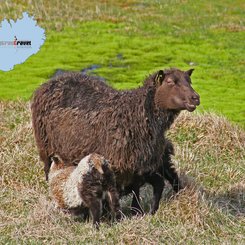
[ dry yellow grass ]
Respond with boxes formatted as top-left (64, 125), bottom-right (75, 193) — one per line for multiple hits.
top-left (0, 0), bottom-right (127, 31)
top-left (0, 101), bottom-right (244, 244)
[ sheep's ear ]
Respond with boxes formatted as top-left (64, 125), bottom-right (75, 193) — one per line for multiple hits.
top-left (154, 70), bottom-right (165, 86)
top-left (186, 69), bottom-right (194, 77)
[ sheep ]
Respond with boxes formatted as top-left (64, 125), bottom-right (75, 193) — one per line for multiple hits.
top-left (48, 153), bottom-right (120, 228)
top-left (31, 68), bottom-right (200, 215)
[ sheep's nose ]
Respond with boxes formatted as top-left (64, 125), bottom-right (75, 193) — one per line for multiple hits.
top-left (191, 93), bottom-right (200, 105)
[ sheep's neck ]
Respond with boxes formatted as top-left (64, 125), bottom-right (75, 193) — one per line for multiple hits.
top-left (142, 86), bottom-right (180, 131)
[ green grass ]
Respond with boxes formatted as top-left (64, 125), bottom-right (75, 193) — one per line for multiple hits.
top-left (0, 0), bottom-right (244, 125)
top-left (0, 101), bottom-right (244, 243)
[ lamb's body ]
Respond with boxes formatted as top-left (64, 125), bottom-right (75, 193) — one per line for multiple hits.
top-left (49, 153), bottom-right (120, 227)
top-left (32, 69), bottom-right (200, 214)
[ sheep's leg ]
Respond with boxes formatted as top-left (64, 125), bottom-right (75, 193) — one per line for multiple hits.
top-left (147, 173), bottom-right (165, 215)
top-left (163, 150), bottom-right (183, 193)
top-left (164, 164), bottom-right (182, 193)
top-left (131, 186), bottom-right (144, 216)
top-left (89, 199), bottom-right (102, 229)
top-left (39, 150), bottom-right (51, 181)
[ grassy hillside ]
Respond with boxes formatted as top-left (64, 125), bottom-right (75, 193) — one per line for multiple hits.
top-left (0, 0), bottom-right (244, 125)
top-left (0, 101), bottom-right (244, 243)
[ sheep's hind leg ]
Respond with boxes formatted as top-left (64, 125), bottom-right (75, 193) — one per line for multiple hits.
top-left (146, 173), bottom-right (165, 215)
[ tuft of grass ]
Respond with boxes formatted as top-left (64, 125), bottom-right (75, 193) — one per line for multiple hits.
top-left (169, 111), bottom-right (245, 190)
top-left (0, 101), bottom-right (244, 243)
top-left (0, 0), bottom-right (244, 125)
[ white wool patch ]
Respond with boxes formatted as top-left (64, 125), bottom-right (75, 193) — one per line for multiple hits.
top-left (63, 155), bottom-right (92, 208)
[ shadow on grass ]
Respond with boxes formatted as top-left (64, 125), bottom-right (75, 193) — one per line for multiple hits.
top-left (176, 173), bottom-right (245, 218)
top-left (179, 173), bottom-right (245, 218)
top-left (119, 172), bottom-right (245, 219)
top-left (210, 184), bottom-right (245, 217)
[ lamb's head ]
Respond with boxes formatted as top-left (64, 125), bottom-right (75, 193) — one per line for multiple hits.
top-left (50, 155), bottom-right (66, 172)
top-left (90, 154), bottom-right (117, 191)
top-left (89, 153), bottom-right (115, 188)
top-left (89, 153), bottom-right (104, 174)
top-left (154, 68), bottom-right (200, 112)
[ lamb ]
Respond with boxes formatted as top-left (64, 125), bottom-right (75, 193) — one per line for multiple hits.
top-left (31, 68), bottom-right (200, 215)
top-left (48, 153), bottom-right (120, 228)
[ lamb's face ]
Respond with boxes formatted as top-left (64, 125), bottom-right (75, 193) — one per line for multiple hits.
top-left (88, 153), bottom-right (116, 190)
top-left (89, 153), bottom-right (105, 175)
top-left (154, 69), bottom-right (200, 112)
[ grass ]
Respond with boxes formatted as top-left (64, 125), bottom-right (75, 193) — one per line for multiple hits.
top-left (0, 0), bottom-right (244, 125)
top-left (0, 101), bottom-right (244, 243)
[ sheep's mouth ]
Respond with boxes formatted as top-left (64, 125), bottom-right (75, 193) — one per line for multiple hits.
top-left (185, 103), bottom-right (196, 112)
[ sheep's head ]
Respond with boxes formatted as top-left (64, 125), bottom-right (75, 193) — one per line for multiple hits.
top-left (154, 68), bottom-right (200, 112)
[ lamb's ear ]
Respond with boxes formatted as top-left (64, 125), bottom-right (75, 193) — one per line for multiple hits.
top-left (154, 70), bottom-right (165, 86)
top-left (51, 155), bottom-right (61, 164)
top-left (186, 69), bottom-right (194, 77)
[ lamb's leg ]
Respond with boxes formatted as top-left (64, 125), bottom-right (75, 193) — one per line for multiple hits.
top-left (102, 168), bottom-right (121, 220)
top-left (146, 173), bottom-right (165, 215)
top-left (107, 189), bottom-right (121, 221)
top-left (101, 199), bottom-right (110, 218)
top-left (163, 143), bottom-right (183, 192)
top-left (131, 185), bottom-right (144, 216)
top-left (89, 199), bottom-right (102, 229)
top-left (83, 207), bottom-right (90, 222)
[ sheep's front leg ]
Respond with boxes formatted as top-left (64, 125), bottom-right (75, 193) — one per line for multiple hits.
top-left (164, 165), bottom-right (182, 193)
top-left (162, 147), bottom-right (183, 193)
top-left (146, 173), bottom-right (165, 215)
top-left (89, 199), bottom-right (102, 229)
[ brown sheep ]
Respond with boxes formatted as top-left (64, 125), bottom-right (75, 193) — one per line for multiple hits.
top-left (31, 68), bottom-right (200, 214)
top-left (49, 153), bottom-right (120, 228)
